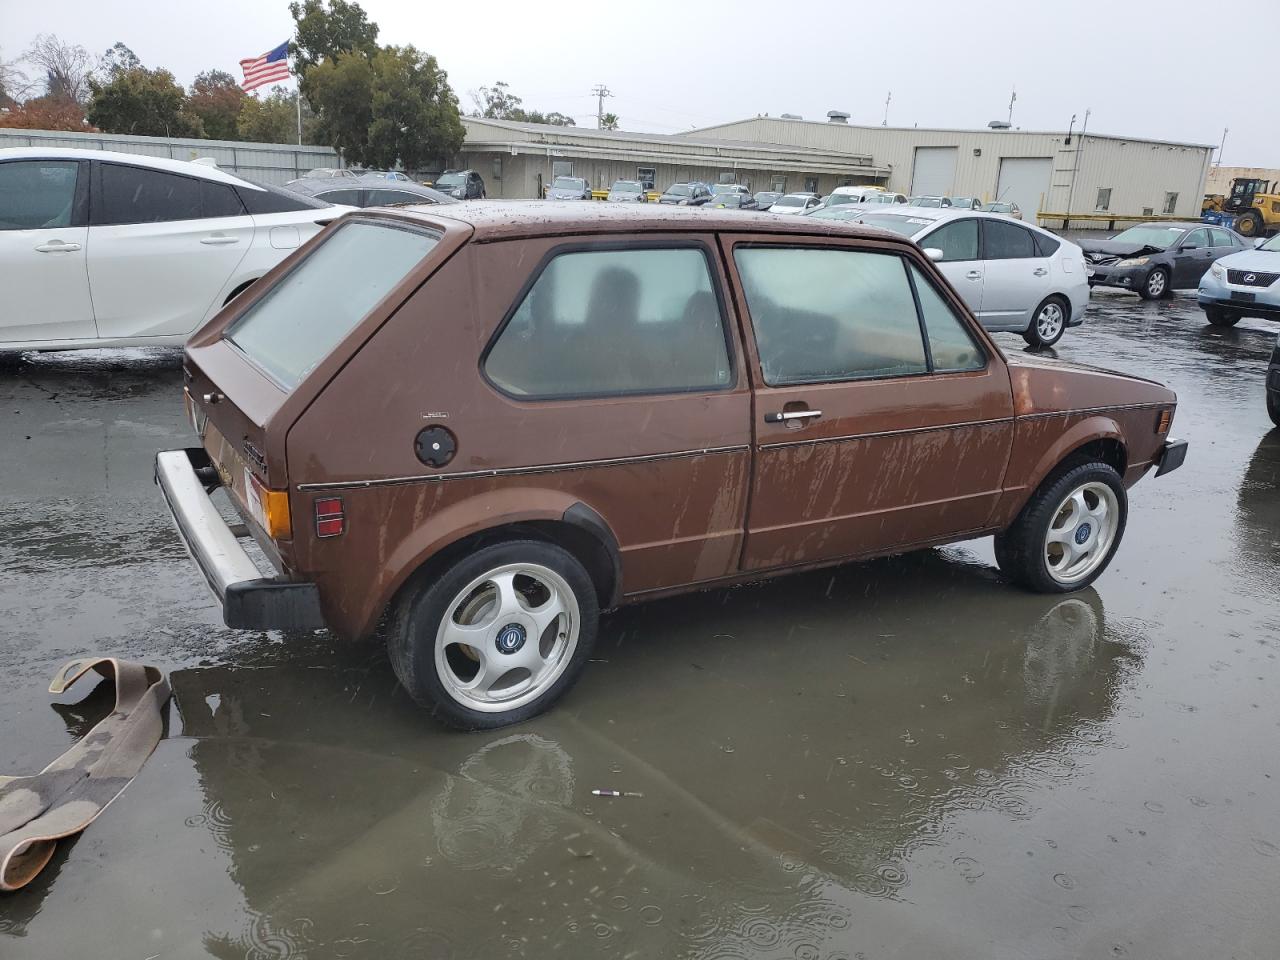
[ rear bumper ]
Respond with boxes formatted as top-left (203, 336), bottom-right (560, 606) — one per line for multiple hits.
top-left (155, 448), bottom-right (325, 631)
top-left (1155, 438), bottom-right (1188, 477)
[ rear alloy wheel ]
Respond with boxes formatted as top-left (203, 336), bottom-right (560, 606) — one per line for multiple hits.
top-left (1268, 389), bottom-right (1280, 428)
top-left (388, 540), bottom-right (598, 729)
top-left (1204, 306), bottom-right (1241, 327)
top-left (1025, 297), bottom-right (1068, 347)
top-left (1139, 267), bottom-right (1169, 300)
top-left (995, 462), bottom-right (1128, 593)
top-left (1236, 210), bottom-right (1264, 237)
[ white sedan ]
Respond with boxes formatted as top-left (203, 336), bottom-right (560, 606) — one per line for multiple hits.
top-left (809, 205), bottom-right (1089, 347)
top-left (0, 147), bottom-right (354, 352)
top-left (768, 193), bottom-right (822, 215)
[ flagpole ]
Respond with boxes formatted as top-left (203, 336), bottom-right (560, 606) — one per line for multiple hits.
top-left (294, 53), bottom-right (302, 146)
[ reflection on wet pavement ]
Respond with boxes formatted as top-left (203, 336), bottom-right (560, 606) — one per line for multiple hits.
top-left (2, 300), bottom-right (1279, 958)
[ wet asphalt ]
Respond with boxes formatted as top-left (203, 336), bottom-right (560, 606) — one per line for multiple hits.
top-left (1, 289), bottom-right (1278, 959)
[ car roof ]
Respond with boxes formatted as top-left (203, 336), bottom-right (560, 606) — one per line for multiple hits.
top-left (356, 199), bottom-right (919, 246)
top-left (0, 145), bottom-right (270, 190)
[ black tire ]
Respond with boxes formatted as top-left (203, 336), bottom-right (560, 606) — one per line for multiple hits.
top-left (1139, 267), bottom-right (1170, 300)
top-left (388, 539), bottom-right (598, 730)
top-left (1025, 295), bottom-right (1069, 347)
top-left (994, 461), bottom-right (1128, 594)
top-left (1236, 210), bottom-right (1264, 237)
top-left (1268, 389), bottom-right (1280, 428)
top-left (1204, 306), bottom-right (1241, 327)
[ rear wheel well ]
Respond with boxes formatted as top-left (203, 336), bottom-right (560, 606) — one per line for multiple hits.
top-left (223, 278), bottom-right (259, 306)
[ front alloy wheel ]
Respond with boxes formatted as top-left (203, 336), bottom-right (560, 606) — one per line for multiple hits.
top-left (1140, 267), bottom-right (1169, 300)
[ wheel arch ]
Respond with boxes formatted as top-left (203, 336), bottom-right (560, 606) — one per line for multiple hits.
top-left (1026, 417), bottom-right (1128, 496)
top-left (223, 277), bottom-right (260, 306)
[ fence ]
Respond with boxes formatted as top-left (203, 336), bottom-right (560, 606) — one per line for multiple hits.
top-left (0, 128), bottom-right (343, 185)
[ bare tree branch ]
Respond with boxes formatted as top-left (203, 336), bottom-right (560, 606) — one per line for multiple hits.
top-left (24, 34), bottom-right (94, 104)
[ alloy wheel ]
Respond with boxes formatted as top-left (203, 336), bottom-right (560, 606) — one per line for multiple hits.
top-left (1036, 302), bottom-right (1064, 343)
top-left (1146, 270), bottom-right (1167, 297)
top-left (1043, 481), bottom-right (1121, 586)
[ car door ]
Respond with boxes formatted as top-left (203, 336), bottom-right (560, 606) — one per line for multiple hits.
top-left (977, 218), bottom-right (1052, 330)
top-left (723, 235), bottom-right (1015, 570)
top-left (917, 217), bottom-right (984, 316)
top-left (88, 162), bottom-right (255, 339)
top-left (1172, 228), bottom-right (1214, 287)
top-left (1209, 228), bottom-right (1242, 274)
top-left (0, 157), bottom-right (97, 343)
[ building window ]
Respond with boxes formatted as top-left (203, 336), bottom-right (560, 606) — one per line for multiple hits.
top-left (719, 171), bottom-right (736, 184)
top-left (492, 156), bottom-right (503, 180)
top-left (839, 177), bottom-right (856, 187)
top-left (1095, 188), bottom-right (1111, 212)
top-left (1163, 192), bottom-right (1178, 215)
top-left (552, 160), bottom-right (573, 179)
top-left (637, 166), bottom-right (656, 189)
top-left (804, 175), bottom-right (819, 193)
top-left (771, 175), bottom-right (786, 193)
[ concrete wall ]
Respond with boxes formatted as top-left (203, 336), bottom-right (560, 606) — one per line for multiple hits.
top-left (687, 118), bottom-right (1212, 224)
top-left (0, 128), bottom-right (342, 185)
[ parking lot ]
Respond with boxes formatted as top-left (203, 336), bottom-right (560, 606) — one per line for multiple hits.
top-left (0, 289), bottom-right (1277, 957)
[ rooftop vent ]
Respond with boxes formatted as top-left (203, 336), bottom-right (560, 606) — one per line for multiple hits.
top-left (827, 110), bottom-right (850, 124)
top-left (988, 119), bottom-right (1012, 130)
top-left (780, 113), bottom-right (803, 120)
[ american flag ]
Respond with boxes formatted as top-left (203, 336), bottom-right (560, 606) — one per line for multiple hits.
top-left (239, 41), bottom-right (291, 92)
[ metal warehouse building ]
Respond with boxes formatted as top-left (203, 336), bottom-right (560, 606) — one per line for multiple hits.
top-left (454, 117), bottom-right (889, 200)
top-left (685, 116), bottom-right (1214, 226)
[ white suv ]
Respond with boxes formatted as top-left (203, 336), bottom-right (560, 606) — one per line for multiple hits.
top-left (0, 147), bottom-right (355, 352)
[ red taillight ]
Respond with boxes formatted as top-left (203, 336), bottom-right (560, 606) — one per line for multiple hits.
top-left (314, 496), bottom-right (345, 538)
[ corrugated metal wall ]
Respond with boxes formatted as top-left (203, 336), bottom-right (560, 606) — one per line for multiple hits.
top-left (0, 128), bottom-right (342, 185)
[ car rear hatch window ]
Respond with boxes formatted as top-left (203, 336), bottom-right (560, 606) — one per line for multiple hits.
top-left (226, 219), bottom-right (438, 389)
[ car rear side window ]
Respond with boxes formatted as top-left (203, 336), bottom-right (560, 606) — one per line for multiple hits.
top-left (373, 190), bottom-right (430, 205)
top-left (0, 160), bottom-right (79, 230)
top-left (924, 219), bottom-right (978, 261)
top-left (735, 247), bottom-right (927, 385)
top-left (983, 220), bottom-right (1036, 259)
top-left (484, 247), bottom-right (732, 398)
top-left (316, 188), bottom-right (364, 206)
top-left (201, 180), bottom-right (246, 218)
top-left (100, 164), bottom-right (202, 224)
top-left (908, 264), bottom-right (985, 372)
top-left (235, 180), bottom-right (329, 213)
top-left (1032, 232), bottom-right (1061, 256)
top-left (226, 220), bottom-right (437, 389)
top-left (1210, 228), bottom-right (1236, 248)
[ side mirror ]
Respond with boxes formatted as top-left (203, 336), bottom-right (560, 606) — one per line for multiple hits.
top-left (924, 248), bottom-right (945, 262)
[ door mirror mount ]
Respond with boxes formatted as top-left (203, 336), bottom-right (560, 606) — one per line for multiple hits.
top-left (924, 247), bottom-right (945, 262)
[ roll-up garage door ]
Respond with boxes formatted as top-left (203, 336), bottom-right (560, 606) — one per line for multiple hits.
top-left (995, 157), bottom-right (1052, 218)
top-left (910, 147), bottom-right (957, 197)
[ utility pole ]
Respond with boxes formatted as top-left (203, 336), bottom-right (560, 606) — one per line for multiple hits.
top-left (882, 90), bottom-right (891, 126)
top-left (591, 84), bottom-right (613, 129)
top-left (1008, 86), bottom-right (1016, 126)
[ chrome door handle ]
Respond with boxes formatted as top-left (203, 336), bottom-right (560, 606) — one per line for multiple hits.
top-left (764, 409), bottom-right (822, 423)
top-left (200, 235), bottom-right (238, 245)
top-left (965, 270), bottom-right (982, 280)
top-left (1033, 267), bottom-right (1049, 276)
top-left (34, 240), bottom-right (80, 253)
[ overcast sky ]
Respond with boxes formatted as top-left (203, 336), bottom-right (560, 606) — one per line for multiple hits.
top-left (3, 0), bottom-right (1273, 165)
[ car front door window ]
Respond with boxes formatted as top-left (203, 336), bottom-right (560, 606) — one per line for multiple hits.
top-left (922, 218), bottom-right (983, 315)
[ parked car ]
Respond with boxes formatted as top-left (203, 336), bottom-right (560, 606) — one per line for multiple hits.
top-left (850, 207), bottom-right (1089, 346)
top-left (1268, 331), bottom-right (1280, 426)
top-left (819, 186), bottom-right (885, 208)
top-left (355, 170), bottom-right (412, 182)
top-left (804, 205), bottom-right (868, 222)
top-left (294, 168), bottom-right (358, 182)
top-left (711, 184), bottom-right (751, 196)
top-left (754, 191), bottom-right (784, 209)
top-left (434, 169), bottom-right (486, 200)
top-left (1082, 222), bottom-right (1247, 300)
top-left (283, 175), bottom-right (454, 208)
top-left (658, 182), bottom-right (712, 205)
top-left (769, 193), bottom-right (822, 215)
top-left (159, 201), bottom-right (1185, 729)
top-left (908, 196), bottom-right (953, 208)
top-left (950, 197), bottom-right (983, 210)
top-left (0, 147), bottom-right (353, 353)
top-left (1196, 231), bottom-right (1280, 327)
top-left (708, 193), bottom-right (760, 211)
top-left (986, 200), bottom-right (1023, 220)
top-left (606, 180), bottom-right (648, 202)
top-left (864, 192), bottom-right (909, 205)
top-left (546, 176), bottom-right (592, 200)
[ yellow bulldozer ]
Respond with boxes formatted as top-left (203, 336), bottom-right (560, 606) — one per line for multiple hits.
top-left (1202, 177), bottom-right (1280, 237)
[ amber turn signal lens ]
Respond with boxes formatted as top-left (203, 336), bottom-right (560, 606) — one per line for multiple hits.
top-left (262, 488), bottom-right (293, 540)
top-left (1156, 409), bottom-right (1173, 435)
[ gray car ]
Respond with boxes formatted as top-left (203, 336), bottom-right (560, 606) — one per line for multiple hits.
top-left (282, 176), bottom-right (454, 208)
top-left (606, 180), bottom-right (648, 202)
top-left (433, 169), bottom-right (486, 199)
top-left (546, 175), bottom-right (592, 200)
top-left (1198, 232), bottom-right (1280, 327)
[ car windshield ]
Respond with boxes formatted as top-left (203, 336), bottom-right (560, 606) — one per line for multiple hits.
top-left (827, 194), bottom-right (861, 205)
top-left (853, 213), bottom-right (932, 237)
top-left (226, 221), bottom-right (438, 389)
top-left (807, 206), bottom-right (863, 220)
top-left (612, 181), bottom-right (641, 192)
top-left (665, 184), bottom-right (692, 197)
top-left (773, 196), bottom-right (804, 207)
top-left (988, 202), bottom-right (1010, 212)
top-left (1110, 225), bottom-right (1187, 250)
top-left (1259, 234), bottom-right (1280, 252)
top-left (435, 173), bottom-right (465, 187)
top-left (552, 177), bottom-right (584, 190)
top-left (866, 194), bottom-right (897, 203)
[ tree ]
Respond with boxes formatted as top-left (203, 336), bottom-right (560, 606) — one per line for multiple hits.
top-left (24, 34), bottom-right (93, 104)
top-left (0, 95), bottom-right (94, 131)
top-left (189, 69), bottom-right (246, 140)
top-left (0, 49), bottom-right (34, 108)
top-left (471, 80), bottom-right (575, 126)
top-left (308, 45), bottom-right (463, 170)
top-left (99, 42), bottom-right (140, 79)
top-left (600, 112), bottom-right (619, 131)
top-left (87, 66), bottom-right (204, 137)
top-left (290, 0), bottom-right (379, 100)
top-left (238, 87), bottom-right (319, 144)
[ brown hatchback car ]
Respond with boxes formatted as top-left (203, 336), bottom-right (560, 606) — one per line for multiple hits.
top-left (157, 202), bottom-right (1187, 728)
